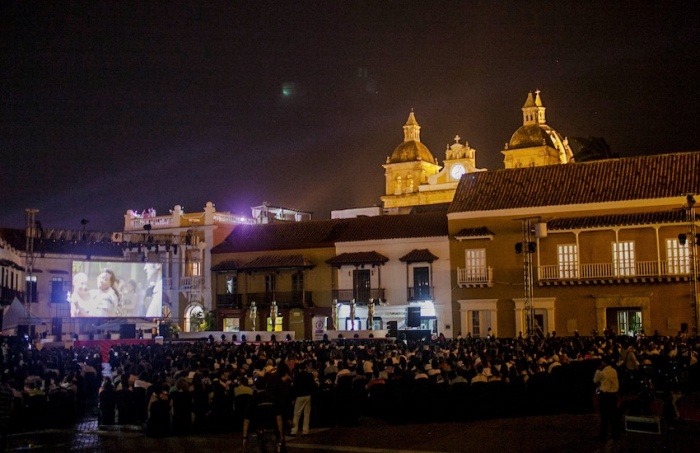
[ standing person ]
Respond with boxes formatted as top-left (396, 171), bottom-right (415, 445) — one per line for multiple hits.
top-left (290, 360), bottom-right (317, 436)
top-left (242, 376), bottom-right (285, 453)
top-left (593, 355), bottom-right (621, 441)
top-left (98, 377), bottom-right (116, 425)
top-left (146, 385), bottom-right (171, 437)
top-left (170, 377), bottom-right (193, 436)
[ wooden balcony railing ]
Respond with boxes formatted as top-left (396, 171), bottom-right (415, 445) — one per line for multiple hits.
top-left (407, 287), bottom-right (434, 301)
top-left (538, 259), bottom-right (699, 281)
top-left (216, 293), bottom-right (243, 308)
top-left (331, 288), bottom-right (386, 304)
top-left (457, 267), bottom-right (493, 287)
top-left (246, 291), bottom-right (312, 308)
top-left (0, 287), bottom-right (25, 305)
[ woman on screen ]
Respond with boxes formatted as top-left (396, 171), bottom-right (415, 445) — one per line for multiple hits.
top-left (70, 272), bottom-right (93, 316)
top-left (91, 269), bottom-right (121, 317)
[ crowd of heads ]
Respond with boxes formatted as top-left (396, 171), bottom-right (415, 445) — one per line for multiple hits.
top-left (0, 330), bottom-right (698, 432)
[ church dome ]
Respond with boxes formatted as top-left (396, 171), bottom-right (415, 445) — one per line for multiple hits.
top-left (508, 124), bottom-right (556, 149)
top-left (388, 140), bottom-right (436, 164)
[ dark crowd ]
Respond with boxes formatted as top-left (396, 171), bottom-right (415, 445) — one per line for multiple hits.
top-left (0, 331), bottom-right (698, 448)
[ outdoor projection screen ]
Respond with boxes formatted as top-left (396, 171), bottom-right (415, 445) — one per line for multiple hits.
top-left (69, 260), bottom-right (165, 318)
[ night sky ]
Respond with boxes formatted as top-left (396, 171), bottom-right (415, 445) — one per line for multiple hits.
top-left (1, 2), bottom-right (698, 231)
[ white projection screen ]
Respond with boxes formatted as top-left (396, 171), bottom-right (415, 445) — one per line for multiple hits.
top-left (69, 260), bottom-right (165, 318)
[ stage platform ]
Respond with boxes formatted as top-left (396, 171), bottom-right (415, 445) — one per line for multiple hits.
top-left (176, 330), bottom-right (296, 342)
top-left (324, 330), bottom-right (389, 340)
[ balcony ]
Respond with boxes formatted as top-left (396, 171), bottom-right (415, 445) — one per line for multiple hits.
top-left (537, 259), bottom-right (699, 284)
top-left (246, 291), bottom-right (312, 309)
top-left (180, 276), bottom-right (204, 291)
top-left (331, 288), bottom-right (385, 304)
top-left (407, 287), bottom-right (434, 301)
top-left (0, 287), bottom-right (25, 305)
top-left (457, 267), bottom-right (493, 288)
top-left (216, 293), bottom-right (243, 309)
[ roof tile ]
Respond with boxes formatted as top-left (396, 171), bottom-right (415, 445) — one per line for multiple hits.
top-left (449, 152), bottom-right (700, 214)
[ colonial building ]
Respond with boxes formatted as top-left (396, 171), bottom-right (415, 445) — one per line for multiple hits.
top-left (0, 202), bottom-right (249, 337)
top-left (448, 152), bottom-right (700, 338)
top-left (210, 211), bottom-right (451, 339)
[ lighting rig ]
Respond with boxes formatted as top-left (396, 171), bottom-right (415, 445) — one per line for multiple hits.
top-left (679, 194), bottom-right (699, 335)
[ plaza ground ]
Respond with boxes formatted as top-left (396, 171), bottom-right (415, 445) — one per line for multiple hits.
top-left (6, 409), bottom-right (699, 453)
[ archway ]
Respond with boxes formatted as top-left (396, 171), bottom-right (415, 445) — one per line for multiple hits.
top-left (184, 303), bottom-right (205, 333)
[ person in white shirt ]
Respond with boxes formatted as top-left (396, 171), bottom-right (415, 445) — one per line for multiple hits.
top-left (593, 356), bottom-right (621, 441)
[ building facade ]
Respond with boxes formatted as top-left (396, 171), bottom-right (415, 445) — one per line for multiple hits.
top-left (448, 152), bottom-right (700, 338)
top-left (210, 212), bottom-right (451, 339)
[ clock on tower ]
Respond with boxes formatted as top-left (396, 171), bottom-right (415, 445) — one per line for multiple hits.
top-left (450, 163), bottom-right (466, 180)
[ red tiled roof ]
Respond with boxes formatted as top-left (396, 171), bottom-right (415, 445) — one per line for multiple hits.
top-left (547, 210), bottom-right (691, 231)
top-left (334, 212), bottom-right (447, 242)
top-left (326, 252), bottom-right (389, 267)
top-left (454, 227), bottom-right (494, 238)
top-left (211, 219), bottom-right (345, 253)
top-left (241, 254), bottom-right (314, 271)
top-left (211, 260), bottom-right (241, 272)
top-left (399, 249), bottom-right (439, 263)
top-left (212, 212), bottom-right (447, 254)
top-left (448, 152), bottom-right (700, 214)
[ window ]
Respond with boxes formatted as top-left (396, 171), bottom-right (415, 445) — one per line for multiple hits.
top-left (471, 311), bottom-right (480, 337)
top-left (353, 269), bottom-right (371, 302)
top-left (613, 241), bottom-right (635, 276)
top-left (223, 317), bottom-right (240, 332)
top-left (465, 249), bottom-right (487, 280)
top-left (666, 239), bottom-right (690, 274)
top-left (470, 310), bottom-right (492, 338)
top-left (557, 244), bottom-right (578, 278)
top-left (50, 277), bottom-right (65, 303)
top-left (292, 272), bottom-right (304, 292)
top-left (413, 266), bottom-right (430, 300)
top-left (265, 274), bottom-right (276, 292)
top-left (26, 275), bottom-right (37, 303)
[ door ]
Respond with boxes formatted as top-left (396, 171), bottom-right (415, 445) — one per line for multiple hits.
top-left (616, 309), bottom-right (642, 336)
top-left (353, 269), bottom-right (371, 303)
top-left (413, 266), bottom-right (430, 300)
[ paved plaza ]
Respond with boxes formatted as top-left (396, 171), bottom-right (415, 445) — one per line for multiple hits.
top-left (6, 410), bottom-right (699, 453)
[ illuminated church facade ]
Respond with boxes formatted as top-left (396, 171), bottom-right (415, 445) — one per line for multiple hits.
top-left (381, 111), bottom-right (485, 211)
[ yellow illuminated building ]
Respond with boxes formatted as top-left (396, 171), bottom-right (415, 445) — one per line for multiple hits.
top-left (381, 111), bottom-right (484, 211)
top-left (502, 90), bottom-right (574, 169)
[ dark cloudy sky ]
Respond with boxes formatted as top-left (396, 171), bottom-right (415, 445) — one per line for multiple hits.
top-left (1, 1), bottom-right (698, 231)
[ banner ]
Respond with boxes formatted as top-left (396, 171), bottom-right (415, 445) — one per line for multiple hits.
top-left (313, 316), bottom-right (327, 341)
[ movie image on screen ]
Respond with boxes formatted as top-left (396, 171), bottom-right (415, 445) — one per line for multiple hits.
top-left (70, 261), bottom-right (167, 318)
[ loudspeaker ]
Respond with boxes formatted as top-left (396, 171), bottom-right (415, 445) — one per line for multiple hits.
top-left (52, 317), bottom-right (62, 336)
top-left (119, 323), bottom-right (136, 339)
top-left (387, 321), bottom-right (398, 337)
top-left (407, 307), bottom-right (421, 327)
